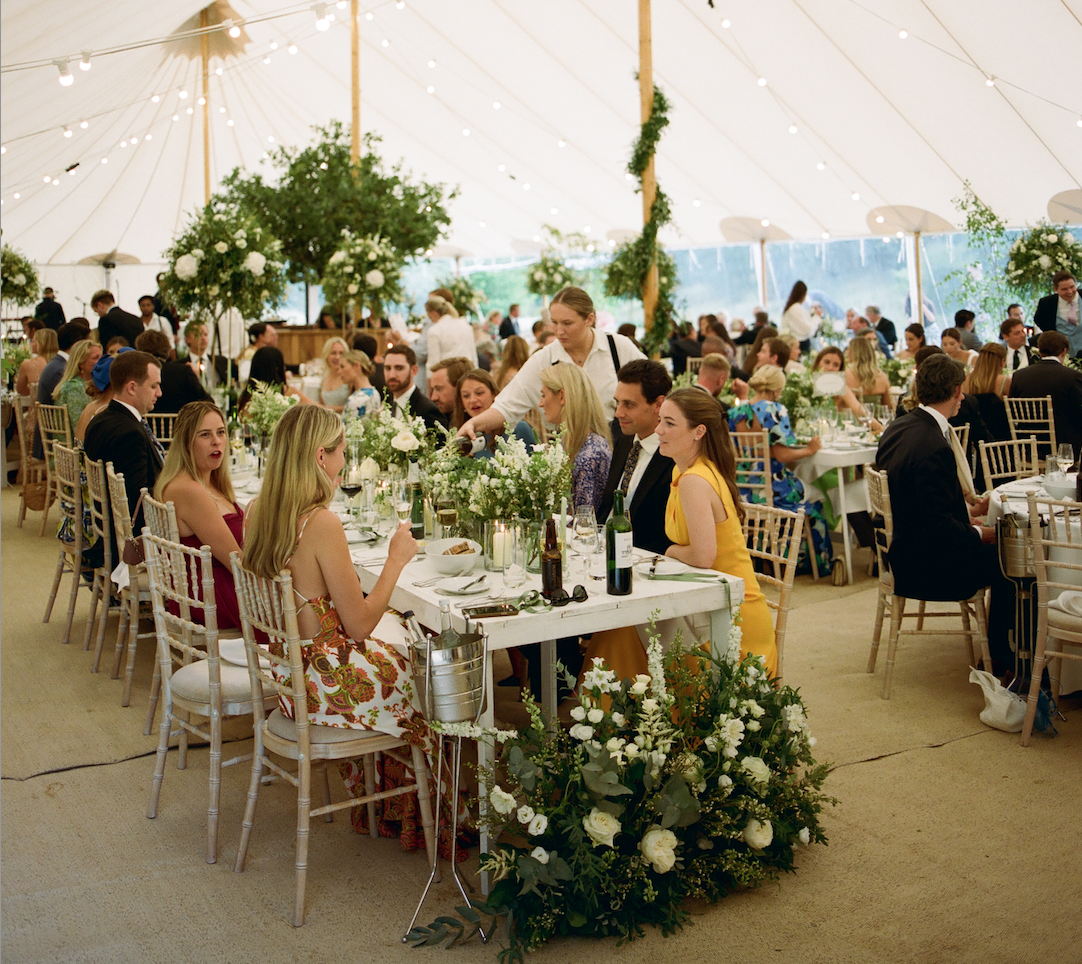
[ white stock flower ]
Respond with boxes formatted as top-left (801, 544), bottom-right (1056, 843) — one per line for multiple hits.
top-left (365, 268), bottom-right (385, 288)
top-left (490, 786), bottom-right (516, 814)
top-left (527, 813), bottom-right (548, 836)
top-left (214, 241), bottom-right (229, 254)
top-left (517, 804), bottom-right (535, 825)
top-left (587, 708), bottom-right (604, 724)
top-left (639, 826), bottom-right (678, 873)
top-left (741, 756), bottom-right (771, 786)
top-left (391, 430), bottom-right (420, 452)
top-left (530, 846), bottom-right (550, 864)
top-left (582, 808), bottom-right (620, 848)
top-left (743, 818), bottom-right (773, 850)
top-left (175, 254), bottom-right (199, 280)
top-left (243, 251), bottom-right (266, 276)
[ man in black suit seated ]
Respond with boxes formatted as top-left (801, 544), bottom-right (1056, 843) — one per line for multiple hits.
top-left (383, 343), bottom-right (442, 431)
top-left (90, 290), bottom-right (142, 350)
top-left (82, 350), bottom-right (164, 566)
top-left (134, 330), bottom-right (210, 414)
top-left (597, 359), bottom-right (675, 556)
top-left (1008, 330), bottom-right (1082, 462)
top-left (876, 353), bottom-right (1011, 669)
top-left (1000, 317), bottom-right (1034, 373)
top-left (1033, 270), bottom-right (1081, 358)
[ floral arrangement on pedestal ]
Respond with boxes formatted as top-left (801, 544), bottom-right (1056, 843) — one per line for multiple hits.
top-left (411, 619), bottom-right (832, 959)
top-left (240, 381), bottom-right (297, 437)
top-left (436, 274), bottom-right (488, 320)
top-left (526, 250), bottom-right (582, 300)
top-left (466, 435), bottom-right (572, 521)
top-left (160, 202), bottom-right (287, 331)
top-left (1, 244), bottom-right (40, 309)
top-left (346, 404), bottom-right (429, 472)
top-left (320, 230), bottom-right (403, 324)
top-left (1005, 223), bottom-right (1082, 305)
top-left (778, 366), bottom-right (818, 435)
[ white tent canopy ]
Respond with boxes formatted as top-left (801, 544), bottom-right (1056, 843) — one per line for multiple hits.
top-left (2, 0), bottom-right (1080, 274)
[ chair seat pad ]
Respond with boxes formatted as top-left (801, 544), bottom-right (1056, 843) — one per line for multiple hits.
top-left (171, 658), bottom-right (254, 704)
top-left (1047, 608), bottom-right (1082, 637)
top-left (266, 708), bottom-right (398, 746)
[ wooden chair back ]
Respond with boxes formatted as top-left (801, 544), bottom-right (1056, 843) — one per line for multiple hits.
top-left (979, 438), bottom-right (1039, 490)
top-left (145, 412), bottom-right (178, 449)
top-left (740, 501), bottom-right (804, 678)
top-left (83, 455), bottom-right (113, 572)
top-left (36, 402), bottom-right (72, 451)
top-left (51, 443), bottom-right (84, 554)
top-left (731, 430), bottom-right (773, 507)
top-left (142, 490), bottom-right (181, 542)
top-left (12, 394), bottom-right (47, 527)
top-left (105, 464), bottom-right (134, 547)
top-left (950, 423), bottom-right (969, 458)
top-left (1006, 395), bottom-right (1055, 467)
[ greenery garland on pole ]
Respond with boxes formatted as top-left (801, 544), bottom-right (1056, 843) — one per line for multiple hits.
top-left (942, 181), bottom-right (1013, 331)
top-left (603, 84), bottom-right (680, 357)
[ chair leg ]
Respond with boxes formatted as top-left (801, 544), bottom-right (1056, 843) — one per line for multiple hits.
top-left (147, 674), bottom-right (172, 820)
top-left (869, 585), bottom-right (887, 672)
top-left (363, 754), bottom-right (378, 836)
top-left (84, 571), bottom-right (102, 653)
top-left (61, 556), bottom-right (83, 646)
top-left (803, 518), bottom-right (819, 582)
top-left (43, 551), bottom-right (66, 625)
top-left (916, 600), bottom-right (926, 631)
top-left (144, 661), bottom-right (162, 736)
top-left (881, 595), bottom-right (906, 700)
top-left (411, 745), bottom-right (438, 869)
top-left (973, 595), bottom-right (991, 673)
top-left (233, 727), bottom-right (266, 874)
top-left (38, 474), bottom-right (54, 537)
top-left (111, 590), bottom-right (131, 680)
top-left (207, 706), bottom-right (222, 864)
top-left (89, 576), bottom-right (113, 668)
top-left (1020, 624), bottom-right (1049, 747)
top-left (292, 752), bottom-right (313, 926)
top-left (958, 599), bottom-right (975, 666)
top-left (119, 597), bottom-right (143, 707)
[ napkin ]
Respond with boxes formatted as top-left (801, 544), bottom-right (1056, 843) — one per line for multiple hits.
top-left (1049, 591), bottom-right (1082, 617)
top-left (351, 548), bottom-right (388, 567)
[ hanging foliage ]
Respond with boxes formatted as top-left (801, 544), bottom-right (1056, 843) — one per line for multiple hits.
top-left (526, 226), bottom-right (587, 298)
top-left (1, 244), bottom-right (40, 308)
top-left (942, 181), bottom-right (1013, 326)
top-left (603, 84), bottom-right (681, 356)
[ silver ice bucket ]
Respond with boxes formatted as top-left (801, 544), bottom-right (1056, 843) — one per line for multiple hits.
top-left (997, 515), bottom-right (1034, 580)
top-left (411, 631), bottom-right (487, 724)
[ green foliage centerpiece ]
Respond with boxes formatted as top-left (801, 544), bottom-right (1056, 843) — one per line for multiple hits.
top-left (411, 619), bottom-right (832, 959)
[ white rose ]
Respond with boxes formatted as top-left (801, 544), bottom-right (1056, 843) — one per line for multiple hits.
top-left (347, 284), bottom-right (359, 295)
top-left (611, 712), bottom-right (625, 726)
top-left (798, 827), bottom-right (811, 845)
top-left (568, 723), bottom-right (594, 741)
top-left (533, 270), bottom-right (544, 282)
top-left (746, 720), bottom-right (761, 732)
top-left (587, 708), bottom-right (604, 724)
top-left (328, 250), bottom-right (347, 265)
top-left (718, 774), bottom-right (733, 789)
top-left (343, 265), bottom-right (354, 274)
top-left (365, 269), bottom-right (385, 288)
top-left (1038, 254), bottom-right (1052, 270)
top-left (490, 786), bottom-right (516, 815)
top-left (745, 700), bottom-right (765, 718)
top-left (743, 817), bottom-right (773, 850)
top-left (214, 241), bottom-right (229, 254)
top-left (630, 675), bottom-right (650, 696)
top-left (1063, 233), bottom-right (1074, 245)
top-left (14, 274), bottom-right (26, 286)
top-left (1047, 234), bottom-right (1058, 244)
top-left (234, 229), bottom-right (247, 239)
top-left (191, 248), bottom-right (204, 259)
top-left (741, 756), bottom-right (771, 786)
top-left (582, 808), bottom-right (620, 848)
top-left (390, 430), bottom-right (420, 452)
top-left (639, 826), bottom-right (678, 873)
top-left (174, 254), bottom-right (199, 280)
top-left (359, 457), bottom-right (380, 480)
top-left (530, 846), bottom-right (550, 864)
top-left (517, 804), bottom-right (535, 825)
top-left (641, 698), bottom-right (659, 714)
top-left (235, 238), bottom-right (247, 248)
top-left (569, 705), bottom-right (586, 721)
top-left (243, 251), bottom-right (267, 276)
top-left (527, 813), bottom-right (548, 836)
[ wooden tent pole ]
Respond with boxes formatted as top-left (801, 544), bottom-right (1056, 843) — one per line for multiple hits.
top-left (351, 0), bottom-right (361, 163)
top-left (913, 230), bottom-right (924, 327)
top-left (201, 9), bottom-right (210, 204)
top-left (638, 0), bottom-right (658, 337)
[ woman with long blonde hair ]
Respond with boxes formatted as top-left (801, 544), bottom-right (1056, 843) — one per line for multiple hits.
top-left (316, 336), bottom-right (351, 411)
top-left (16, 327), bottom-right (57, 396)
top-left (538, 362), bottom-right (612, 514)
top-left (52, 338), bottom-right (102, 432)
top-left (845, 336), bottom-right (891, 407)
top-left (962, 343), bottom-right (1011, 441)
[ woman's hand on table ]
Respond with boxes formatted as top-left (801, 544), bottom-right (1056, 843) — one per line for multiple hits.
top-left (386, 521), bottom-right (419, 569)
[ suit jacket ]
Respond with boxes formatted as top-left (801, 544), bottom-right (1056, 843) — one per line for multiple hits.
top-left (155, 360), bottom-right (211, 414)
top-left (34, 298), bottom-right (66, 330)
top-left (875, 408), bottom-right (989, 601)
top-left (595, 433), bottom-right (675, 556)
top-left (499, 316), bottom-right (518, 339)
top-left (1033, 293), bottom-right (1059, 334)
top-left (1008, 358), bottom-right (1082, 459)
top-left (875, 317), bottom-right (897, 347)
top-left (391, 386), bottom-right (444, 433)
top-left (83, 400), bottom-right (164, 555)
top-left (97, 307), bottom-right (143, 349)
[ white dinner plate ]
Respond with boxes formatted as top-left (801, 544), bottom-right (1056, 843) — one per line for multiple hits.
top-left (633, 559), bottom-right (691, 578)
top-left (437, 575), bottom-right (490, 596)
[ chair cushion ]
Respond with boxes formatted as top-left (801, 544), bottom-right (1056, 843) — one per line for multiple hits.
top-left (266, 708), bottom-right (394, 746)
top-left (170, 658), bottom-right (255, 705)
top-left (1046, 608), bottom-right (1082, 637)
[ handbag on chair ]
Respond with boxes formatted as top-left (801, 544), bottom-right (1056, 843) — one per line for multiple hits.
top-left (122, 492), bottom-right (146, 566)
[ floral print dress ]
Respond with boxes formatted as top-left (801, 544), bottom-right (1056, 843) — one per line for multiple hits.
top-left (727, 399), bottom-right (834, 577)
top-left (572, 432), bottom-right (612, 515)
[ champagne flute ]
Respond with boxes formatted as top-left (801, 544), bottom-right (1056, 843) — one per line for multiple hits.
top-left (393, 479), bottom-right (413, 525)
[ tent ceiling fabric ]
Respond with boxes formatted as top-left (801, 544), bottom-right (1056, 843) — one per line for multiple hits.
top-left (2, 0), bottom-right (1080, 268)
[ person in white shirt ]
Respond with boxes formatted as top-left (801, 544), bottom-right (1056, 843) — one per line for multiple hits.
top-left (457, 287), bottom-right (644, 439)
top-left (137, 295), bottom-right (174, 342)
top-left (425, 296), bottom-right (477, 377)
top-left (780, 280), bottom-right (814, 351)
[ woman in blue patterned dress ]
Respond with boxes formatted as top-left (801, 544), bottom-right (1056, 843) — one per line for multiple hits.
top-left (727, 364), bottom-right (834, 576)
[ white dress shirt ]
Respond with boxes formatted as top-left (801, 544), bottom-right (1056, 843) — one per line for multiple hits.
top-left (1006, 345), bottom-right (1030, 371)
top-left (426, 314), bottom-right (477, 376)
top-left (624, 431), bottom-right (660, 506)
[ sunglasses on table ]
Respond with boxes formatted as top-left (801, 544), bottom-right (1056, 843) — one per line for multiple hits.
top-left (512, 586), bottom-right (589, 611)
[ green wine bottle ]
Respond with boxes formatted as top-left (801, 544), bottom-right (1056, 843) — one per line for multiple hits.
top-left (606, 490), bottom-right (633, 595)
top-left (410, 483), bottom-right (426, 540)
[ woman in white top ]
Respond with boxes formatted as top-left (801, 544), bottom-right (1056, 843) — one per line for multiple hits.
top-left (779, 280), bottom-right (814, 349)
top-left (941, 327), bottom-right (979, 370)
top-left (457, 286), bottom-right (644, 439)
top-left (425, 297), bottom-right (477, 376)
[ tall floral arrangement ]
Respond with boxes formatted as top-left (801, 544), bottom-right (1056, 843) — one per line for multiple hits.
top-left (466, 435), bottom-right (571, 521)
top-left (1005, 223), bottom-right (1082, 305)
top-left (348, 404), bottom-right (429, 472)
top-left (1, 244), bottom-right (40, 309)
top-left (320, 230), bottom-right (404, 323)
top-left (239, 381), bottom-right (297, 437)
top-left (777, 366), bottom-right (817, 434)
top-left (411, 620), bottom-right (832, 958)
top-left (436, 274), bottom-right (488, 319)
top-left (160, 201), bottom-right (287, 327)
top-left (526, 250), bottom-right (582, 299)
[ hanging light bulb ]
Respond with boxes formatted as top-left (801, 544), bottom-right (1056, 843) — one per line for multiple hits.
top-left (821, 231), bottom-right (830, 239)
top-left (851, 192), bottom-right (860, 200)
top-left (288, 43), bottom-right (298, 54)
top-left (314, 4), bottom-right (330, 31)
top-left (55, 60), bottom-right (74, 86)
top-left (760, 219), bottom-right (770, 227)
top-left (986, 75), bottom-right (996, 87)
top-left (63, 128), bottom-right (72, 138)
top-left (228, 22), bottom-right (242, 39)
top-left (80, 120), bottom-right (88, 129)
top-left (757, 77), bottom-right (767, 87)
top-left (876, 215), bottom-right (885, 223)
top-left (898, 30), bottom-right (908, 39)
top-left (79, 50), bottom-right (92, 71)
top-left (179, 89), bottom-right (189, 99)
top-left (216, 66), bottom-right (224, 75)
top-left (151, 94), bottom-right (161, 103)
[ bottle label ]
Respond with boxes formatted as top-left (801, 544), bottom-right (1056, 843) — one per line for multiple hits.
top-left (614, 531), bottom-right (633, 568)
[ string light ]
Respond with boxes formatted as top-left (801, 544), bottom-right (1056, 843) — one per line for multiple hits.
top-left (426, 85), bottom-right (434, 94)
top-left (492, 101), bottom-right (501, 110)
top-left (721, 19), bottom-right (731, 28)
top-left (288, 44), bottom-right (298, 54)
top-left (63, 128), bottom-right (72, 138)
top-left (186, 107), bottom-right (193, 114)
top-left (760, 218), bottom-right (770, 227)
top-left (550, 207), bottom-right (559, 215)
top-left (817, 162), bottom-right (826, 170)
top-left (13, 192), bottom-right (20, 198)
top-left (270, 41), bottom-right (279, 50)
top-left (396, 1), bottom-right (405, 8)
top-left (0, 146), bottom-right (5, 154)
top-left (172, 115), bottom-right (179, 121)
top-left (757, 77), bottom-right (767, 87)
top-left (479, 221), bottom-right (486, 228)
top-left (216, 66), bottom-right (224, 75)
top-left (179, 90), bottom-right (188, 99)
top-left (55, 60), bottom-right (73, 86)
top-left (228, 24), bottom-right (241, 39)
top-left (876, 215), bottom-right (885, 223)
top-left (523, 183), bottom-right (530, 190)
top-left (227, 119), bottom-right (234, 126)
top-left (428, 60), bottom-right (436, 68)
top-left (583, 225), bottom-right (590, 233)
top-left (381, 39), bottom-right (389, 47)
top-left (79, 50), bottom-right (92, 71)
top-left (197, 96), bottom-right (206, 105)
top-left (558, 139), bottom-right (566, 147)
top-left (497, 164), bottom-right (506, 172)
top-left (151, 94), bottom-right (160, 103)
top-left (986, 75), bottom-right (995, 87)
top-left (314, 5), bottom-right (330, 31)
top-left (365, 11), bottom-right (373, 20)
top-left (693, 199), bottom-right (701, 207)
top-left (851, 192), bottom-right (861, 200)
top-left (899, 30), bottom-right (908, 39)
top-left (462, 128), bottom-right (470, 136)
top-left (822, 232), bottom-right (830, 239)
top-left (80, 120), bottom-right (88, 128)
top-left (788, 125), bottom-right (797, 134)
top-left (100, 157), bottom-right (107, 164)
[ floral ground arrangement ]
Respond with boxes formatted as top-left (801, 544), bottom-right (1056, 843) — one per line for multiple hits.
top-left (409, 620), bottom-right (834, 961)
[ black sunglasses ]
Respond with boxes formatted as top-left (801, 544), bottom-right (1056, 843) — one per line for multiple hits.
top-left (550, 584), bottom-right (588, 607)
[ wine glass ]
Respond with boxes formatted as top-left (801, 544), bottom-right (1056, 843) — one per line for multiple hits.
top-left (571, 506), bottom-right (599, 579)
top-left (435, 498), bottom-right (458, 538)
top-left (1056, 443), bottom-right (1075, 473)
top-left (229, 427), bottom-right (246, 471)
top-left (340, 464), bottom-right (364, 527)
top-left (393, 479), bottom-right (413, 526)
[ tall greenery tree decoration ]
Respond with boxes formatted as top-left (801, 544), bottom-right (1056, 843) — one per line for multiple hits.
top-left (320, 231), bottom-right (403, 324)
top-left (943, 181), bottom-right (1013, 327)
top-left (1, 244), bottom-right (40, 310)
top-left (220, 122), bottom-right (455, 287)
top-left (603, 84), bottom-right (680, 356)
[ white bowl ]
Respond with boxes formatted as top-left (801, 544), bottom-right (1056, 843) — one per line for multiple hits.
top-left (425, 538), bottom-right (482, 574)
top-left (1043, 476), bottom-right (1076, 501)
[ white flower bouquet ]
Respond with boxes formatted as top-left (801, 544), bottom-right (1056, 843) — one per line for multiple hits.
top-left (466, 435), bottom-right (571, 521)
top-left (525, 249), bottom-right (582, 298)
top-left (1, 244), bottom-right (40, 308)
top-left (1005, 222), bottom-right (1082, 304)
top-left (240, 380), bottom-right (297, 437)
top-left (347, 403), bottom-right (429, 471)
top-left (319, 230), bottom-right (404, 320)
top-left (410, 618), bottom-right (833, 956)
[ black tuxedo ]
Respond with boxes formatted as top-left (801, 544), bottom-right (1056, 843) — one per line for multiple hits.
top-left (1008, 358), bottom-right (1082, 460)
top-left (156, 360), bottom-right (210, 414)
top-left (499, 316), bottom-right (518, 339)
top-left (391, 386), bottom-right (443, 432)
top-left (875, 316), bottom-right (897, 347)
top-left (97, 306), bottom-right (143, 349)
top-left (1033, 294), bottom-right (1061, 334)
top-left (596, 434), bottom-right (674, 556)
top-left (34, 297), bottom-right (65, 330)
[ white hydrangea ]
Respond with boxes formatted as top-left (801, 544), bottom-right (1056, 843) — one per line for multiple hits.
top-left (365, 269), bottom-right (385, 288)
top-left (214, 241), bottom-right (229, 254)
top-left (243, 251), bottom-right (266, 276)
top-left (175, 254), bottom-right (199, 281)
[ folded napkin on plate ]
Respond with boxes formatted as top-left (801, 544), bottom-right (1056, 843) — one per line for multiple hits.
top-left (1049, 591), bottom-right (1082, 617)
top-left (351, 548), bottom-right (388, 567)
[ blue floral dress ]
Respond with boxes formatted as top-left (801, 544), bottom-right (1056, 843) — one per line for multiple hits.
top-left (728, 400), bottom-right (833, 577)
top-left (572, 432), bottom-right (612, 515)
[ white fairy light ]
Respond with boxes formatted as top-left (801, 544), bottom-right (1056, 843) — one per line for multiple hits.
top-left (288, 44), bottom-right (298, 54)
top-left (876, 215), bottom-right (885, 223)
top-left (523, 183), bottom-right (530, 190)
top-left (817, 161), bottom-right (826, 170)
top-left (80, 120), bottom-right (88, 129)
top-left (558, 139), bottom-right (566, 147)
top-left (229, 24), bottom-right (241, 39)
top-left (583, 225), bottom-right (591, 233)
top-left (986, 75), bottom-right (995, 87)
top-left (428, 60), bottom-right (436, 68)
top-left (179, 90), bottom-right (189, 99)
top-left (760, 218), bottom-right (770, 227)
top-left (43, 174), bottom-right (51, 182)
top-left (216, 66), bottom-right (224, 75)
top-left (851, 192), bottom-right (860, 200)
top-left (722, 19), bottom-right (731, 28)
top-left (693, 198), bottom-right (701, 207)
top-left (365, 11), bottom-right (373, 20)
top-left (788, 124), bottom-right (798, 134)
top-left (219, 106), bottom-right (227, 113)
top-left (426, 86), bottom-right (434, 94)
top-left (79, 51), bottom-right (93, 71)
top-left (497, 163), bottom-right (506, 172)
top-left (264, 56), bottom-right (271, 64)
top-left (14, 192), bottom-right (20, 198)
top-left (55, 60), bottom-right (73, 86)
top-left (197, 96), bottom-right (206, 105)
top-left (267, 135), bottom-right (275, 143)
top-left (186, 107), bottom-right (194, 114)
top-left (145, 134), bottom-right (152, 141)
top-left (532, 234), bottom-right (541, 242)
top-left (63, 128), bottom-right (72, 138)
top-left (493, 101), bottom-right (501, 109)
top-left (381, 39), bottom-right (389, 47)
top-left (120, 140), bottom-right (128, 148)
top-left (822, 231), bottom-right (830, 239)
top-left (462, 128), bottom-right (470, 136)
top-left (227, 119), bottom-right (234, 127)
top-left (172, 115), bottom-right (179, 121)
top-left (550, 207), bottom-right (559, 215)
top-left (100, 157), bottom-right (107, 164)
top-left (151, 95), bottom-right (160, 103)
top-left (52, 179), bottom-right (60, 186)
top-left (757, 77), bottom-right (767, 87)
top-left (479, 221), bottom-right (486, 228)
top-left (270, 41), bottom-right (279, 50)
top-left (899, 30), bottom-right (908, 39)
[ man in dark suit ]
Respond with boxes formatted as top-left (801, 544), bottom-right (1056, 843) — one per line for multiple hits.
top-left (1008, 330), bottom-right (1082, 461)
top-left (183, 320), bottom-right (238, 389)
top-left (34, 287), bottom-right (66, 330)
top-left (134, 330), bottom-right (210, 414)
top-left (876, 353), bottom-right (1010, 667)
top-left (499, 304), bottom-right (520, 340)
top-left (866, 305), bottom-right (896, 350)
top-left (34, 323), bottom-right (89, 458)
top-left (1033, 270), bottom-right (1081, 357)
top-left (1000, 317), bottom-right (1034, 372)
top-left (596, 360), bottom-right (675, 556)
top-left (383, 344), bottom-right (442, 431)
top-left (90, 290), bottom-right (143, 350)
top-left (82, 350), bottom-right (164, 564)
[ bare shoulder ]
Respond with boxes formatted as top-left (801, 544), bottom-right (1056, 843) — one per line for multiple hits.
top-left (306, 506), bottom-right (345, 540)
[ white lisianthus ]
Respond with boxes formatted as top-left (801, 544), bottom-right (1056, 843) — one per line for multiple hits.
top-left (582, 808), bottom-right (620, 848)
top-left (243, 251), bottom-right (267, 276)
top-left (1046, 234), bottom-right (1058, 244)
top-left (587, 708), bottom-right (604, 724)
top-left (746, 720), bottom-right (761, 732)
top-left (641, 698), bottom-right (659, 714)
top-left (214, 241), bottom-right (229, 254)
top-left (569, 705), bottom-right (586, 721)
top-left (490, 786), bottom-right (516, 815)
top-left (191, 248), bottom-right (204, 259)
top-left (527, 813), bottom-right (548, 836)
top-left (517, 804), bottom-right (535, 825)
top-left (630, 674), bottom-right (650, 696)
top-left (718, 774), bottom-right (733, 789)
top-left (391, 430), bottom-right (420, 452)
top-left (741, 756), bottom-right (771, 786)
top-left (744, 818), bottom-right (774, 850)
top-left (568, 723), bottom-right (594, 741)
top-left (365, 269), bottom-right (385, 288)
top-left (639, 826), bottom-right (678, 873)
top-left (175, 254), bottom-right (199, 280)
top-left (347, 283), bottom-right (359, 295)
top-left (235, 238), bottom-right (247, 249)
top-left (611, 712), bottom-right (626, 726)
top-left (530, 846), bottom-right (550, 865)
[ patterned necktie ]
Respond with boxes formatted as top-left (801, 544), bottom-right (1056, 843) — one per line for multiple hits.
top-left (1012, 349), bottom-right (1021, 371)
top-left (141, 418), bottom-right (166, 464)
top-left (619, 440), bottom-right (643, 496)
